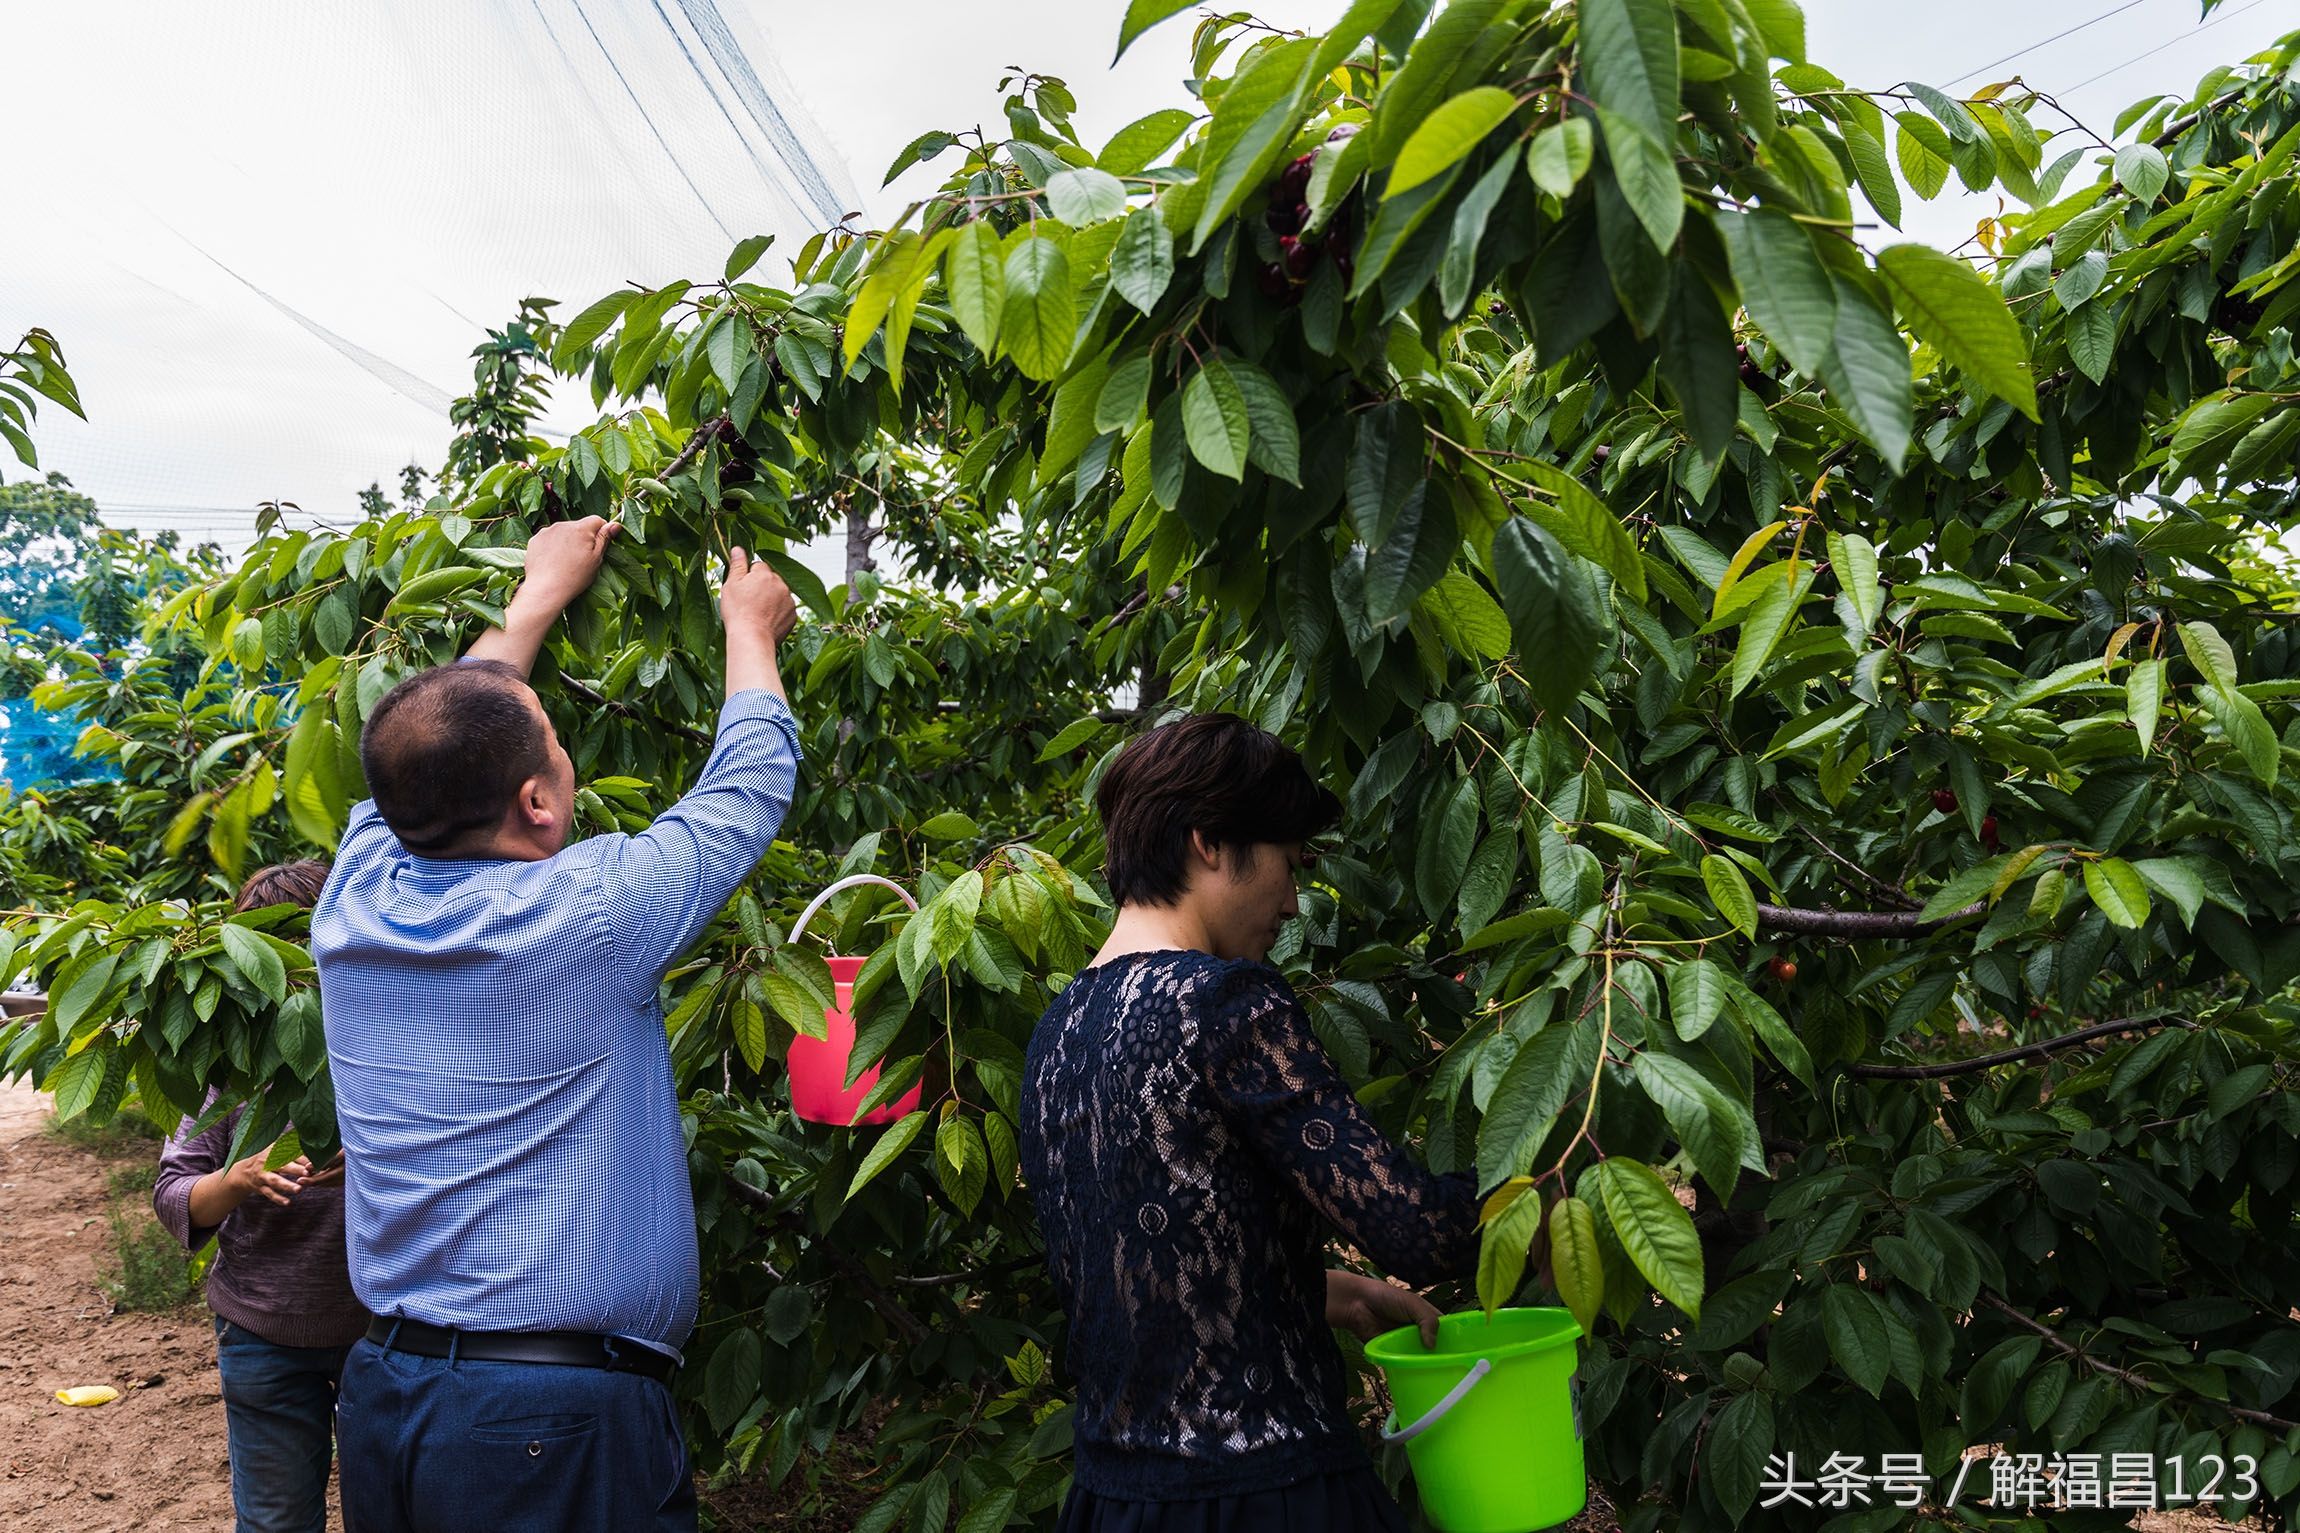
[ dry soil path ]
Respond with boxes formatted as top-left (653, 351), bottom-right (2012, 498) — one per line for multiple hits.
top-left (0, 1079), bottom-right (240, 1531)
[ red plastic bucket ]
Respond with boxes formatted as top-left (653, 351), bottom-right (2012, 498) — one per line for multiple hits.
top-left (783, 875), bottom-right (921, 1127)
top-left (787, 955), bottom-right (921, 1126)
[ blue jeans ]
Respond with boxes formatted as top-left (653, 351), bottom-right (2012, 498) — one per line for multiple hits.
top-left (335, 1336), bottom-right (696, 1533)
top-left (212, 1316), bottom-right (352, 1533)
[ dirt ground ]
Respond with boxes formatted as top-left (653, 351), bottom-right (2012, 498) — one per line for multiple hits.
top-left (0, 1078), bottom-right (260, 1531)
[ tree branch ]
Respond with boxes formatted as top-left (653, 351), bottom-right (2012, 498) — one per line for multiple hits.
top-left (1796, 826), bottom-right (1921, 910)
top-left (890, 1251), bottom-right (1045, 1288)
top-left (555, 675), bottom-right (714, 747)
top-left (1851, 1017), bottom-right (2194, 1079)
top-left (663, 414), bottom-right (733, 481)
top-left (1980, 1293), bottom-right (2300, 1434)
top-left (1755, 901), bottom-right (1983, 938)
top-left (721, 1171), bottom-right (930, 1344)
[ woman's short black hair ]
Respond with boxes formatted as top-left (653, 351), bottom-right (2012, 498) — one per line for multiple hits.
top-left (359, 660), bottom-right (548, 854)
top-left (1095, 713), bottom-right (1341, 907)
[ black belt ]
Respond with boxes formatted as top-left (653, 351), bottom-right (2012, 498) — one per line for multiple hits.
top-left (365, 1316), bottom-right (677, 1385)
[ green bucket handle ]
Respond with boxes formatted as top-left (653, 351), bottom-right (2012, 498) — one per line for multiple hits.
top-left (1380, 1357), bottom-right (1493, 1444)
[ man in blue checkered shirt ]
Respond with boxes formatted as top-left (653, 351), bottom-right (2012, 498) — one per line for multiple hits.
top-left (313, 517), bottom-right (800, 1532)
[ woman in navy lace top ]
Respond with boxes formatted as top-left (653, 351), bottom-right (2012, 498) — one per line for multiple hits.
top-left (1021, 714), bottom-right (1480, 1532)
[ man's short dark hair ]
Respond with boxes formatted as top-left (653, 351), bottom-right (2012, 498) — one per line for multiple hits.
top-left (1096, 712), bottom-right (1341, 907)
top-left (359, 660), bottom-right (547, 855)
top-left (235, 858), bottom-right (332, 914)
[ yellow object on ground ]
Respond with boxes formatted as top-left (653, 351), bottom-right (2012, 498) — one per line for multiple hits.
top-left (54, 1385), bottom-right (119, 1407)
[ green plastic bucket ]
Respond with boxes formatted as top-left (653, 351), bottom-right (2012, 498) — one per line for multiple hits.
top-left (1365, 1307), bottom-right (1586, 1533)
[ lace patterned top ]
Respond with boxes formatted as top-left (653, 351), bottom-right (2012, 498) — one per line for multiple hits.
top-left (1019, 949), bottom-right (1479, 1501)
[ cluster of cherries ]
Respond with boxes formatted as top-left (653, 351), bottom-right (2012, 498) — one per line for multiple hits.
top-left (1931, 788), bottom-right (2000, 850)
top-left (1256, 152), bottom-right (1355, 300)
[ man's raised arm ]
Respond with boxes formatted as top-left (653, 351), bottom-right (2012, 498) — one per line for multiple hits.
top-left (465, 516), bottom-right (621, 675)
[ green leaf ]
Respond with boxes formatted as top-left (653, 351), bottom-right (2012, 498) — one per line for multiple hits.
top-left (1876, 242), bottom-right (2040, 420)
top-left (724, 234), bottom-right (774, 283)
top-left (1701, 854), bottom-right (1757, 937)
top-left (1226, 361), bottom-right (1302, 486)
top-left (1476, 1181), bottom-right (1546, 1314)
top-left (944, 222), bottom-right (1007, 355)
top-left (1039, 354), bottom-right (1112, 482)
top-left (1826, 531), bottom-right (1882, 633)
top-left (552, 290), bottom-right (631, 368)
top-left (2082, 857), bottom-right (2151, 929)
top-left (1657, 265), bottom-right (1738, 467)
top-left (1632, 1051), bottom-right (1754, 1200)
top-left (1707, 1391), bottom-right (1777, 1522)
top-left (2129, 657), bottom-right (2167, 754)
top-left (1580, 0), bottom-right (1681, 145)
top-left (935, 1114), bottom-right (989, 1218)
top-left (1727, 975), bottom-right (1814, 1088)
top-left (1096, 354), bottom-right (1153, 434)
top-left (2170, 394), bottom-right (2278, 481)
top-left (1110, 206), bottom-right (1176, 314)
top-left (46, 1046), bottom-right (106, 1123)
top-left (50, 949), bottom-right (120, 1036)
top-left (1182, 358), bottom-right (1251, 481)
top-left (2054, 249), bottom-right (2109, 311)
top-left (1918, 856), bottom-right (2006, 922)
top-left (2131, 857), bottom-right (2205, 928)
top-left (918, 811), bottom-right (980, 841)
top-left (2113, 142), bottom-right (2169, 204)
top-left (1389, 87), bottom-right (1522, 198)
top-left (219, 923), bottom-right (288, 1004)
top-left (955, 1489), bottom-right (1020, 1533)
top-left (1418, 572), bottom-right (1512, 659)
top-left (1477, 1016), bottom-right (1598, 1191)
top-left (1717, 210), bottom-right (1836, 375)
top-left (1823, 1284), bottom-right (1891, 1397)
top-left (1666, 958), bottom-right (1730, 1042)
top-left (1046, 167), bottom-right (1130, 224)
top-left (1416, 778), bottom-right (1481, 924)
top-left (1818, 274), bottom-right (1913, 471)
top-left (2178, 620), bottom-right (2240, 692)
top-left (2205, 685), bottom-right (2280, 786)
top-left (1190, 38), bottom-right (1319, 250)
top-left (1594, 1158), bottom-right (1704, 1319)
top-left (1895, 112), bottom-right (1951, 198)
top-left (1527, 117), bottom-right (1596, 197)
top-left (1037, 716), bottom-right (1105, 761)
top-left (275, 990), bottom-right (327, 1079)
top-left (846, 1109), bottom-right (929, 1201)
top-left (704, 1327), bottom-right (761, 1433)
top-left (1366, 482), bottom-right (1460, 624)
top-left (1114, 0), bottom-right (1197, 60)
top-left (998, 238), bottom-right (1076, 381)
top-left (1491, 517), bottom-right (1606, 711)
top-left (1098, 108), bottom-right (1198, 175)
top-left (1549, 1195), bottom-right (1605, 1335)
top-left (1593, 106), bottom-right (1683, 251)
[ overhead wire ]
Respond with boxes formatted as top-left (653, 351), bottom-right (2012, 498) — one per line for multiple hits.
top-left (2065, 0), bottom-right (2276, 93)
top-left (1945, 0), bottom-right (2156, 88)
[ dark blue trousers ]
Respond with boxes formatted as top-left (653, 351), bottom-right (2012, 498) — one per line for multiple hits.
top-left (214, 1316), bottom-right (351, 1533)
top-left (335, 1337), bottom-right (696, 1533)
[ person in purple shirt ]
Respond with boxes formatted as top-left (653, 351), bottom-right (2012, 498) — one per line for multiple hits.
top-left (310, 517), bottom-right (800, 1533)
top-left (154, 857), bottom-right (370, 1533)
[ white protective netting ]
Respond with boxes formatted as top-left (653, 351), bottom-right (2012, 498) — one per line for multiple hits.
top-left (2, 0), bottom-right (858, 564)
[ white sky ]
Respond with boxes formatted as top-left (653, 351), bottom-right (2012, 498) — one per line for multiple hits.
top-left (2, 0), bottom-right (2292, 587)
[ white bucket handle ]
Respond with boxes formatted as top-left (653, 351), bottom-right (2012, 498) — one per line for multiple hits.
top-left (1380, 1357), bottom-right (1493, 1444)
top-left (787, 874), bottom-right (918, 952)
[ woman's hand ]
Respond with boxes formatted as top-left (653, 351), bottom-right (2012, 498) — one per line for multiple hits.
top-left (1327, 1269), bottom-right (1444, 1347)
top-left (186, 1149), bottom-right (309, 1226)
